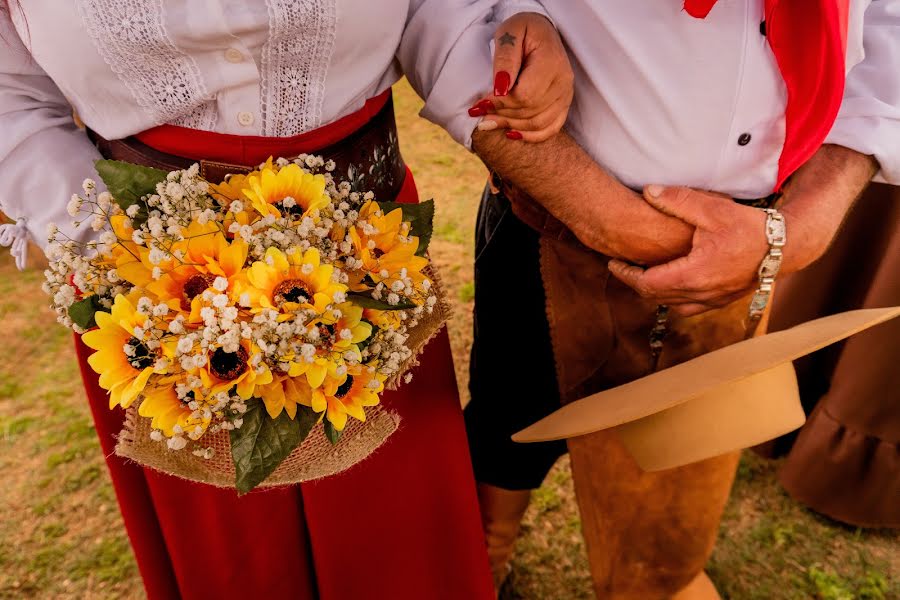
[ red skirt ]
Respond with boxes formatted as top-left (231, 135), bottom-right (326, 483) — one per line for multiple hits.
top-left (76, 92), bottom-right (495, 600)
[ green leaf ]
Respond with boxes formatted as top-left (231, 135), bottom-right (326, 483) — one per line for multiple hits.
top-left (347, 293), bottom-right (415, 311)
top-left (94, 159), bottom-right (169, 214)
top-left (295, 404), bottom-right (321, 439)
top-left (324, 420), bottom-right (342, 446)
top-left (377, 199), bottom-right (434, 256)
top-left (230, 399), bottom-right (313, 494)
top-left (68, 295), bottom-right (104, 330)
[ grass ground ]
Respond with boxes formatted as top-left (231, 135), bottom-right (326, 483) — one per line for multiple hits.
top-left (0, 80), bottom-right (896, 599)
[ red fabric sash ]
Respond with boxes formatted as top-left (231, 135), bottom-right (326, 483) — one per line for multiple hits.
top-left (685, 0), bottom-right (850, 191)
top-left (136, 89), bottom-right (391, 165)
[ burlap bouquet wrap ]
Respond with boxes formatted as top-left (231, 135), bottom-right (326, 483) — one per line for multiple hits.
top-left (115, 263), bottom-right (451, 488)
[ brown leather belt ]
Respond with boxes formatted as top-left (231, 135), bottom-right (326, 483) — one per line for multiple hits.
top-left (87, 96), bottom-right (407, 199)
top-left (496, 173), bottom-right (780, 248)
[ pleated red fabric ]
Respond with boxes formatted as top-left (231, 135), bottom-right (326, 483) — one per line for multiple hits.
top-left (76, 92), bottom-right (495, 600)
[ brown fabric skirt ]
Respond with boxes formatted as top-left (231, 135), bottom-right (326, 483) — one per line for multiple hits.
top-left (767, 182), bottom-right (900, 528)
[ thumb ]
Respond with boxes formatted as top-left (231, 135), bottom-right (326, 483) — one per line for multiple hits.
top-left (493, 20), bottom-right (526, 97)
top-left (643, 185), bottom-right (715, 228)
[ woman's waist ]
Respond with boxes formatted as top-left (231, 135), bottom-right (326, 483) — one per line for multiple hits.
top-left (88, 90), bottom-right (406, 199)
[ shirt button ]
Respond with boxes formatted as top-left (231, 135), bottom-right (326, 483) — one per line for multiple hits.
top-left (738, 133), bottom-right (752, 146)
top-left (237, 111), bottom-right (255, 127)
top-left (225, 48), bottom-right (244, 63)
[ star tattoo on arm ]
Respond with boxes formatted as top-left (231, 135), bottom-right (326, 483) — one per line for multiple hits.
top-left (499, 32), bottom-right (517, 47)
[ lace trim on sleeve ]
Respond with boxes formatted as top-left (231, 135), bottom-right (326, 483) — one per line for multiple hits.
top-left (261, 0), bottom-right (338, 137)
top-left (75, 0), bottom-right (217, 131)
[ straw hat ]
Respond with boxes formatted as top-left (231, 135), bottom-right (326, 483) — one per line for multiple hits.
top-left (513, 307), bottom-right (900, 471)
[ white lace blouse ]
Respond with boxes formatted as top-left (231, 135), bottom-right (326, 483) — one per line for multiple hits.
top-left (0, 0), bottom-right (543, 263)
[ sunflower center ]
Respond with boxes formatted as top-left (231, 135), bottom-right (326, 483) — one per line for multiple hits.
top-left (209, 346), bottom-right (249, 381)
top-left (318, 322), bottom-right (337, 342)
top-left (276, 197), bottom-right (304, 217)
top-left (335, 375), bottom-right (354, 399)
top-left (182, 273), bottom-right (217, 309)
top-left (127, 337), bottom-right (156, 370)
top-left (274, 279), bottom-right (312, 306)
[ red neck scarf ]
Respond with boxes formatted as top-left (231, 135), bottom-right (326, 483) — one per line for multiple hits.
top-left (683, 0), bottom-right (851, 190)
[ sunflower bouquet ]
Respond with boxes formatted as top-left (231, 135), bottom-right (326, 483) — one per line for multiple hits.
top-left (43, 156), bottom-right (444, 493)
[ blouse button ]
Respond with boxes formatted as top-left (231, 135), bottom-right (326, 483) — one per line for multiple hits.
top-left (225, 48), bottom-right (244, 63)
top-left (738, 133), bottom-right (752, 146)
top-left (237, 111), bottom-right (255, 127)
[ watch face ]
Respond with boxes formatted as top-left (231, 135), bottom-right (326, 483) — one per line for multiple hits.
top-left (767, 217), bottom-right (787, 245)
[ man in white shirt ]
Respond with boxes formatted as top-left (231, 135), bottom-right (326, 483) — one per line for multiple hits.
top-left (462, 1), bottom-right (899, 598)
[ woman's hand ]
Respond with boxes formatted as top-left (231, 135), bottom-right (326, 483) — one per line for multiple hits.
top-left (468, 13), bottom-right (573, 143)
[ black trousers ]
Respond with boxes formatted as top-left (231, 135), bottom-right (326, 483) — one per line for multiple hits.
top-left (464, 188), bottom-right (568, 490)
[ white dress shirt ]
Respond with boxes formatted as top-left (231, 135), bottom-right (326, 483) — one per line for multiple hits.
top-left (499, 0), bottom-right (900, 198)
top-left (0, 0), bottom-right (500, 257)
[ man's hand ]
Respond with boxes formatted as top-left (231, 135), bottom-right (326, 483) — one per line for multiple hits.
top-left (468, 13), bottom-right (573, 143)
top-left (608, 186), bottom-right (769, 316)
top-left (609, 145), bottom-right (879, 317)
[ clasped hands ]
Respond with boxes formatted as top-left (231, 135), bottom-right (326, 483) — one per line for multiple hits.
top-left (481, 13), bottom-right (781, 317)
top-left (605, 186), bottom-right (774, 317)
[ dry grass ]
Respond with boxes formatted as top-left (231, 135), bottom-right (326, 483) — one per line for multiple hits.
top-left (0, 80), bottom-right (896, 599)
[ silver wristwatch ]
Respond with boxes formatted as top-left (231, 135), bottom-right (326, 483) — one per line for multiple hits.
top-left (748, 208), bottom-right (786, 320)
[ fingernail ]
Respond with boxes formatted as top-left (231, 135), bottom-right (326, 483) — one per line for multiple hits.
top-left (477, 120), bottom-right (499, 132)
top-left (494, 71), bottom-right (512, 97)
top-left (506, 130), bottom-right (523, 141)
top-left (474, 99), bottom-right (495, 112)
top-left (645, 184), bottom-right (665, 198)
top-left (468, 106), bottom-right (487, 117)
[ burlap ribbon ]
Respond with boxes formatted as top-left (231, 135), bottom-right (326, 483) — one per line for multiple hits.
top-left (115, 263), bottom-right (452, 489)
top-left (539, 234), bottom-right (770, 599)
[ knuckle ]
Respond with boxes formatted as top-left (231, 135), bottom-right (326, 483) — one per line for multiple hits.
top-left (670, 186), bottom-right (694, 207)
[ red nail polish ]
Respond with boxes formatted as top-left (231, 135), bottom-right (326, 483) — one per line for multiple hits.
top-left (494, 71), bottom-right (511, 97)
top-left (506, 130), bottom-right (523, 140)
top-left (468, 107), bottom-right (487, 117)
top-left (475, 99), bottom-right (495, 112)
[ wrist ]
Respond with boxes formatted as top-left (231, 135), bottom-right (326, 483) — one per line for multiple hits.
top-left (778, 204), bottom-right (829, 274)
top-left (569, 187), bottom-right (629, 257)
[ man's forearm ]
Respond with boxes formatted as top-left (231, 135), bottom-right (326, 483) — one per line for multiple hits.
top-left (472, 129), bottom-right (693, 263)
top-left (780, 144), bottom-right (879, 273)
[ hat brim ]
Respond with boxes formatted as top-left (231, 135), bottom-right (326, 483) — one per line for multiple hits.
top-left (512, 307), bottom-right (900, 454)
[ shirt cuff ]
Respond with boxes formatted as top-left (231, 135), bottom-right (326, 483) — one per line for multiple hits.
top-left (419, 22), bottom-right (496, 150)
top-left (493, 1), bottom-right (552, 25)
top-left (825, 113), bottom-right (900, 185)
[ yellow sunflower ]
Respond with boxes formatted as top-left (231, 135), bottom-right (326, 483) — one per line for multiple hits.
top-left (209, 160), bottom-right (274, 231)
top-left (144, 221), bottom-right (248, 311)
top-left (363, 307), bottom-right (403, 331)
top-left (138, 381), bottom-right (211, 438)
top-left (82, 295), bottom-right (167, 409)
top-left (209, 159), bottom-right (273, 204)
top-left (241, 163), bottom-right (330, 220)
top-left (278, 302), bottom-right (372, 390)
top-left (317, 302), bottom-right (373, 354)
top-left (237, 247), bottom-right (346, 316)
top-left (348, 201), bottom-right (428, 289)
top-left (197, 340), bottom-right (273, 401)
top-left (257, 373), bottom-right (314, 419)
top-left (312, 366), bottom-right (385, 431)
top-left (285, 354), bottom-right (333, 390)
top-left (106, 214), bottom-right (152, 289)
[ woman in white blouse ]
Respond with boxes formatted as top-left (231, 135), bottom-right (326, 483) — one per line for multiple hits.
top-left (0, 2), bottom-right (571, 598)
